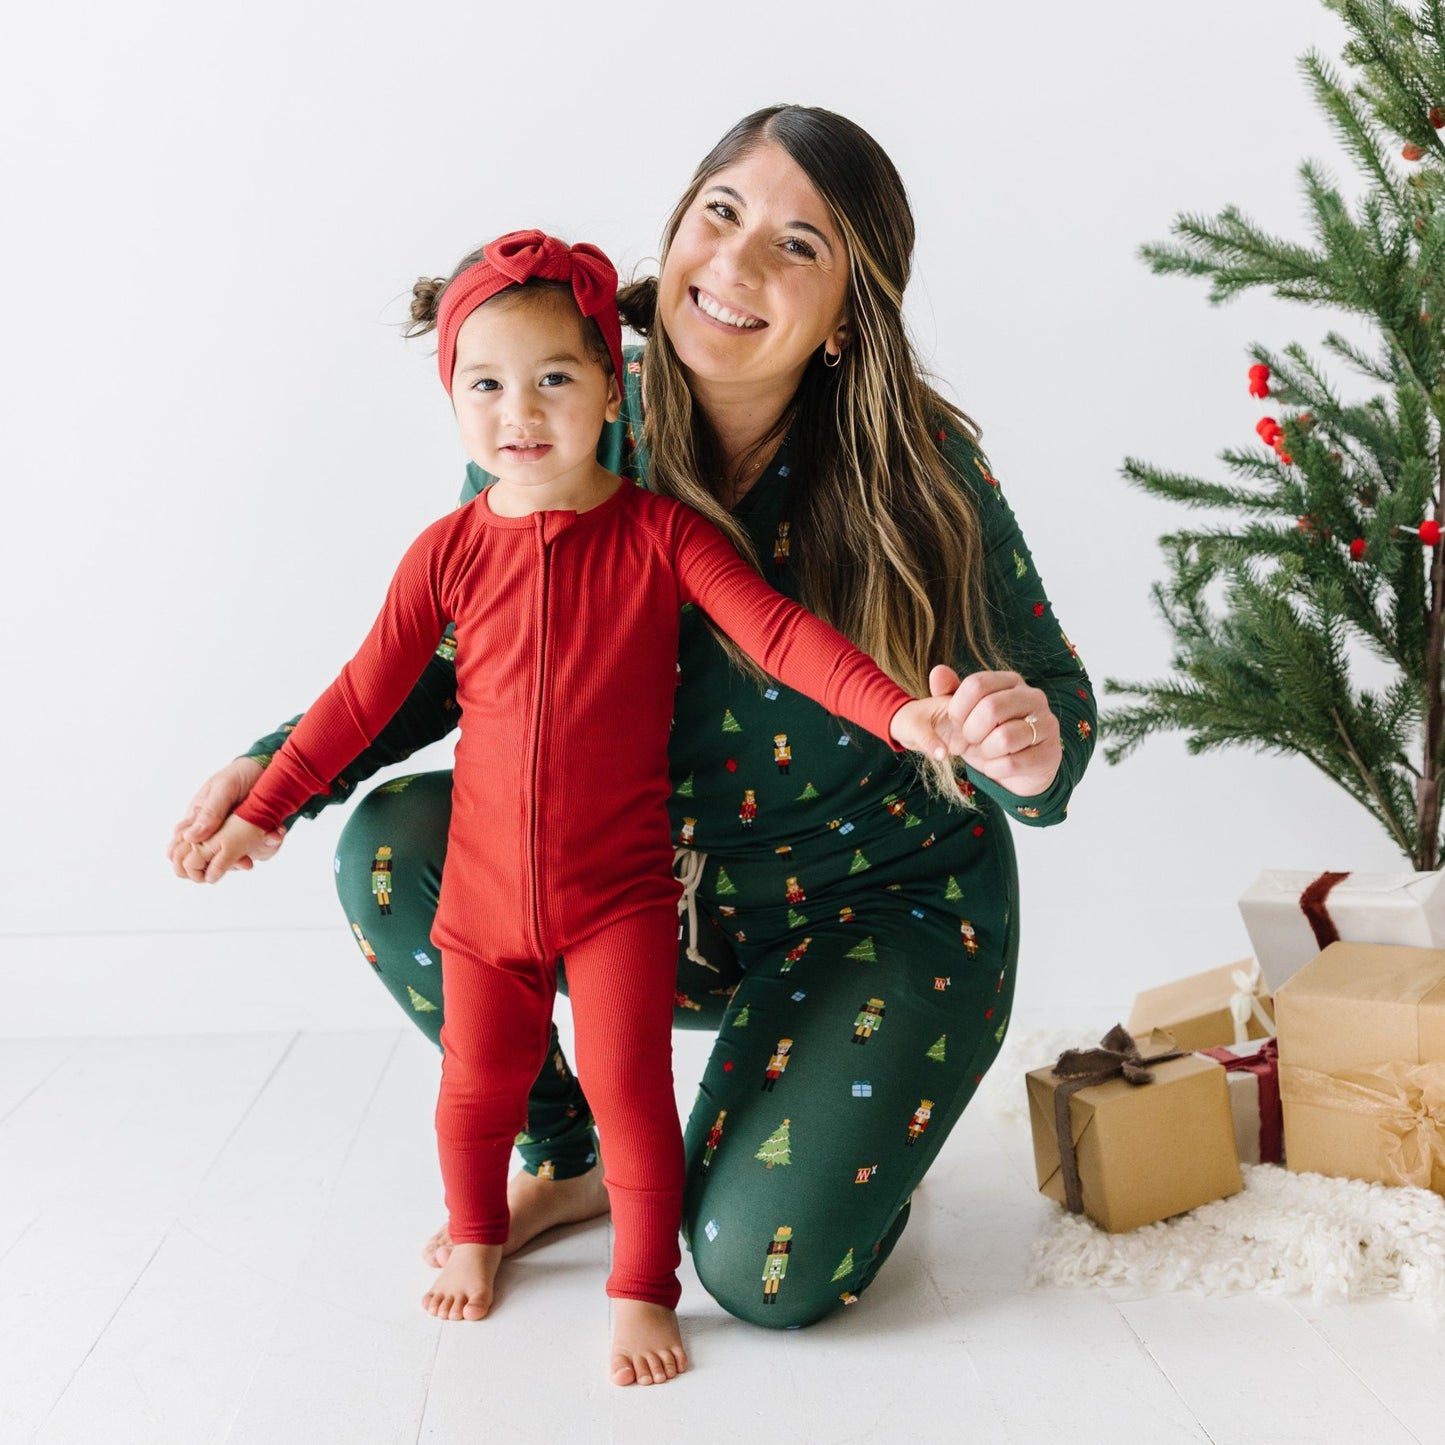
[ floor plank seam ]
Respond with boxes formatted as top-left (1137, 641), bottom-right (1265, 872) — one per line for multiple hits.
top-left (0, 1212), bottom-right (41, 1273)
top-left (30, 1225), bottom-right (174, 1442)
top-left (410, 1324), bottom-right (444, 1445)
top-left (182, 1032), bottom-right (302, 1204)
top-left (0, 1041), bottom-right (81, 1128)
top-left (1288, 1300), bottom-right (1425, 1445)
top-left (1112, 1303), bottom-right (1219, 1445)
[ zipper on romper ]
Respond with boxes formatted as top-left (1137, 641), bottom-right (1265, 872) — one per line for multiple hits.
top-left (526, 526), bottom-right (551, 957)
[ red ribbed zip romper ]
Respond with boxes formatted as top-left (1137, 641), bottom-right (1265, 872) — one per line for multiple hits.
top-left (238, 480), bottom-right (911, 1306)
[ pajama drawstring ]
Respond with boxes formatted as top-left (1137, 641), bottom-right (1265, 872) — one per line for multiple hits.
top-left (673, 847), bottom-right (716, 971)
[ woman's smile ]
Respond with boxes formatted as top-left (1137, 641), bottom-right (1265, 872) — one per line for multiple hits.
top-left (689, 286), bottom-right (767, 330)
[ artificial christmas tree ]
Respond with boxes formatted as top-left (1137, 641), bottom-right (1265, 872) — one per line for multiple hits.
top-left (1107, 0), bottom-right (1445, 869)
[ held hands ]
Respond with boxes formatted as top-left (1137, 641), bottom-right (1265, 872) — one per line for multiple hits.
top-left (168, 756), bottom-right (286, 882)
top-left (887, 666), bottom-right (1063, 799)
top-left (178, 812), bottom-right (271, 884)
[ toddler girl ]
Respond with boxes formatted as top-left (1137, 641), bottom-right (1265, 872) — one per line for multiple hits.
top-left (182, 231), bottom-right (961, 1386)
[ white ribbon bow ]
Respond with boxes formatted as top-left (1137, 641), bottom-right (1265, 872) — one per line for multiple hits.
top-left (1228, 960), bottom-right (1276, 1045)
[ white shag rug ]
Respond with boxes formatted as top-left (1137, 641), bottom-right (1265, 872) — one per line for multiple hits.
top-left (988, 1027), bottom-right (1445, 1311)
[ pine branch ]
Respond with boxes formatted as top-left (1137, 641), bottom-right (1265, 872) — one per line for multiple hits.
top-left (1300, 48), bottom-right (1409, 216)
top-left (1323, 328), bottom-right (1398, 384)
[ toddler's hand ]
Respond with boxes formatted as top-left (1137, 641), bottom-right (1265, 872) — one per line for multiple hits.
top-left (181, 813), bottom-right (269, 884)
top-left (888, 697), bottom-right (955, 761)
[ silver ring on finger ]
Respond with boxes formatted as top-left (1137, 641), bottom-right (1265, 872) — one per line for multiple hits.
top-left (1024, 713), bottom-right (1039, 747)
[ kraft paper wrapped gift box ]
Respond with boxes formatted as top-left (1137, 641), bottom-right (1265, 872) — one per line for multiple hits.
top-left (1026, 1029), bottom-right (1243, 1233)
top-left (1126, 960), bottom-right (1275, 1051)
top-left (1239, 870), bottom-right (1445, 990)
top-left (1274, 941), bottom-right (1445, 1195)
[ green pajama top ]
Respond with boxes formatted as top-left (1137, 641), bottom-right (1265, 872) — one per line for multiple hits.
top-left (244, 348), bottom-right (1096, 873)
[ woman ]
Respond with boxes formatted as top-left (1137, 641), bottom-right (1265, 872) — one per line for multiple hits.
top-left (171, 105), bottom-right (1095, 1330)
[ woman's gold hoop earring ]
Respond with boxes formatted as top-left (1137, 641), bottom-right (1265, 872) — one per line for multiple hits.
top-left (823, 348), bottom-right (842, 369)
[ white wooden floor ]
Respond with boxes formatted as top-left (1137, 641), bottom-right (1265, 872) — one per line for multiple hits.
top-left (2, 1019), bottom-right (1442, 1445)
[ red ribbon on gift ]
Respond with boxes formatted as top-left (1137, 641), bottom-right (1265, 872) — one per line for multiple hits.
top-left (1201, 1038), bottom-right (1283, 1165)
top-left (1298, 871), bottom-right (1350, 952)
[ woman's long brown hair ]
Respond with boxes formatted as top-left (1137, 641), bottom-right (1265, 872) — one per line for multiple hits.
top-left (619, 105), bottom-right (1006, 799)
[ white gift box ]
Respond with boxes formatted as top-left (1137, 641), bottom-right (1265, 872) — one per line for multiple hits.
top-left (1196, 1036), bottom-right (1284, 1166)
top-left (1238, 870), bottom-right (1445, 990)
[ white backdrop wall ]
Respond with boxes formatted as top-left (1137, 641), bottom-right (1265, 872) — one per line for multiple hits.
top-left (1, 0), bottom-right (1412, 1034)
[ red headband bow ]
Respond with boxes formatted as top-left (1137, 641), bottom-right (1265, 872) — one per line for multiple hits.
top-left (434, 229), bottom-right (625, 394)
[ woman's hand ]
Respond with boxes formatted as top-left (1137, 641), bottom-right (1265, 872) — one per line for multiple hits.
top-left (179, 813), bottom-right (271, 884)
top-left (927, 664), bottom-right (1063, 798)
top-left (167, 756), bottom-right (286, 878)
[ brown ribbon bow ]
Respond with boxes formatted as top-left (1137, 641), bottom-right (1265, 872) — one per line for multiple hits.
top-left (1050, 1024), bottom-right (1186, 1215)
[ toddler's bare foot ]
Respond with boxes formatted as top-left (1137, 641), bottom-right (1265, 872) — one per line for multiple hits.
top-left (610, 1300), bottom-right (688, 1386)
top-left (421, 1242), bottom-right (503, 1321)
top-left (421, 1164), bottom-right (610, 1267)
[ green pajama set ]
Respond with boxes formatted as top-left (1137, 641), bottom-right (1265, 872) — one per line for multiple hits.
top-left (245, 350), bottom-right (1096, 1328)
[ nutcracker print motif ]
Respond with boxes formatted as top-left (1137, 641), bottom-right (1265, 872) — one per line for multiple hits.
top-left (762, 1226), bottom-right (793, 1305)
top-left (371, 845), bottom-right (394, 915)
top-left (905, 1099), bottom-right (933, 1146)
top-left (762, 1037), bottom-right (794, 1091)
top-left (701, 1108), bottom-right (727, 1174)
top-left (852, 998), bottom-right (886, 1044)
top-left (774, 733), bottom-right (792, 773)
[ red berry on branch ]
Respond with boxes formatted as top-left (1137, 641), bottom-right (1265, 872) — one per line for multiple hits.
top-left (1421, 520), bottom-right (1442, 545)
top-left (1256, 417), bottom-right (1282, 445)
top-left (1430, 107), bottom-right (1445, 128)
top-left (1278, 451), bottom-right (1294, 465)
top-left (1404, 143), bottom-right (1427, 161)
top-left (1349, 538), bottom-right (1367, 561)
top-left (1248, 363), bottom-right (1270, 398)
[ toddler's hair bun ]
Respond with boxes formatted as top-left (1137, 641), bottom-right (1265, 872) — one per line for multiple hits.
top-left (405, 275), bottom-right (447, 337)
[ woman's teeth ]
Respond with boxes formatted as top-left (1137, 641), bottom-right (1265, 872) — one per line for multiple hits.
top-left (695, 291), bottom-right (763, 329)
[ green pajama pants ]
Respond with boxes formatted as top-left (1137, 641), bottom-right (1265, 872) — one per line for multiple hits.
top-left (335, 769), bottom-right (1017, 1329)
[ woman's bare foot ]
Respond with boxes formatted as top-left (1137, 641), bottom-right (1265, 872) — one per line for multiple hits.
top-left (421, 1165), bottom-right (610, 1268)
top-left (610, 1300), bottom-right (688, 1386)
top-left (420, 1242), bottom-right (503, 1321)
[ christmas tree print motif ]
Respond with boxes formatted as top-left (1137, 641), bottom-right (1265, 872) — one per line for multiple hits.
top-left (850, 848), bottom-right (871, 874)
top-left (732, 1003), bottom-right (751, 1028)
top-left (831, 1248), bottom-right (856, 1283)
top-left (756, 1118), bottom-right (792, 1168)
top-left (944, 875), bottom-right (963, 902)
top-left (375, 774), bottom-right (420, 795)
top-left (995, 1012), bottom-right (1010, 1044)
top-left (845, 935), bottom-right (877, 963)
top-left (406, 985), bottom-right (437, 1013)
top-left (722, 708), bottom-right (743, 733)
top-left (675, 772), bottom-right (695, 797)
top-left (715, 867), bottom-right (739, 896)
top-left (795, 780), bottom-right (819, 800)
top-left (1013, 549), bottom-right (1029, 579)
top-left (787, 907), bottom-right (809, 929)
top-left (926, 1034), bottom-right (946, 1062)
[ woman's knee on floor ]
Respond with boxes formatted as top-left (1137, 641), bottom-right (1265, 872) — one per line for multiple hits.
top-left (685, 1175), bottom-right (904, 1330)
